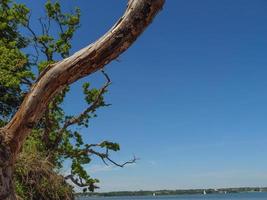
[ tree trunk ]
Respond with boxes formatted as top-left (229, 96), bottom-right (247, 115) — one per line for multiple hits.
top-left (0, 0), bottom-right (165, 198)
top-left (0, 131), bottom-right (16, 200)
top-left (0, 166), bottom-right (16, 200)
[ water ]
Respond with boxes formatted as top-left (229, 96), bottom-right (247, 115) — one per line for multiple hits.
top-left (77, 192), bottom-right (267, 200)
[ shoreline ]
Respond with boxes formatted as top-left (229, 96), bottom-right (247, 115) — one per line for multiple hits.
top-left (76, 187), bottom-right (267, 197)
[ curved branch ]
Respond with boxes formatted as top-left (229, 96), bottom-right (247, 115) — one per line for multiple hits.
top-left (87, 148), bottom-right (137, 168)
top-left (3, 0), bottom-right (165, 156)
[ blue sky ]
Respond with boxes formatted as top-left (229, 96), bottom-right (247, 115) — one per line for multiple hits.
top-left (21, 0), bottom-right (267, 192)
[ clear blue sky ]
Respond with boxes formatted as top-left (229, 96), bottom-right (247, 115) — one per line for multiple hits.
top-left (21, 0), bottom-right (267, 192)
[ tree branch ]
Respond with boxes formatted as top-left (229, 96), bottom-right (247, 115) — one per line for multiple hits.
top-left (65, 174), bottom-right (95, 188)
top-left (3, 0), bottom-right (165, 157)
top-left (61, 70), bottom-right (111, 130)
top-left (87, 148), bottom-right (137, 168)
top-left (64, 142), bottom-right (137, 190)
top-left (52, 70), bottom-right (111, 148)
top-left (64, 174), bottom-right (100, 191)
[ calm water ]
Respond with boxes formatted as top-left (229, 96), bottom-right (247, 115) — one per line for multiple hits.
top-left (77, 193), bottom-right (267, 200)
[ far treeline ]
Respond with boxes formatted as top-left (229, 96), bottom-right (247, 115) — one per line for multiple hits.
top-left (77, 187), bottom-right (267, 197)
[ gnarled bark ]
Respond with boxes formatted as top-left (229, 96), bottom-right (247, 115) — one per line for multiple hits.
top-left (0, 133), bottom-right (15, 200)
top-left (0, 165), bottom-right (15, 200)
top-left (0, 0), bottom-right (165, 199)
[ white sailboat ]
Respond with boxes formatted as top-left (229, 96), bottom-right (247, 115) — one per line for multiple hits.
top-left (203, 190), bottom-right (207, 195)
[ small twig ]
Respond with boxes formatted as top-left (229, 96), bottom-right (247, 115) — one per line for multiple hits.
top-left (21, 78), bottom-right (32, 87)
top-left (86, 146), bottom-right (137, 168)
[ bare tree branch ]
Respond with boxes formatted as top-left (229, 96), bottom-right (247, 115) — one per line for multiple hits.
top-left (3, 0), bottom-right (165, 157)
top-left (87, 148), bottom-right (137, 168)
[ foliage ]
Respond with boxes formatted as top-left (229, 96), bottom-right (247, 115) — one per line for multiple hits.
top-left (15, 134), bottom-right (74, 200)
top-left (0, 0), bottom-right (134, 199)
top-left (0, 0), bottom-right (33, 126)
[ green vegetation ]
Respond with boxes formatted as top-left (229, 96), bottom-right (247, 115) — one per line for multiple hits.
top-left (0, 0), bottom-right (131, 199)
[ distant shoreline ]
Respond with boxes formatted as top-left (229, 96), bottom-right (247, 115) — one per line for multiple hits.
top-left (76, 187), bottom-right (267, 197)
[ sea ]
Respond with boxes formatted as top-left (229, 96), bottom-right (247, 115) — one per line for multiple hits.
top-left (77, 192), bottom-right (267, 200)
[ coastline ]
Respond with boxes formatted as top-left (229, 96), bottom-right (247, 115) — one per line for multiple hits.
top-left (77, 187), bottom-right (267, 197)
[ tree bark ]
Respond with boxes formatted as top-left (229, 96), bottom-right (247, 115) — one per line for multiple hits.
top-left (0, 133), bottom-right (16, 200)
top-left (0, 0), bottom-right (165, 199)
top-left (0, 166), bottom-right (15, 200)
